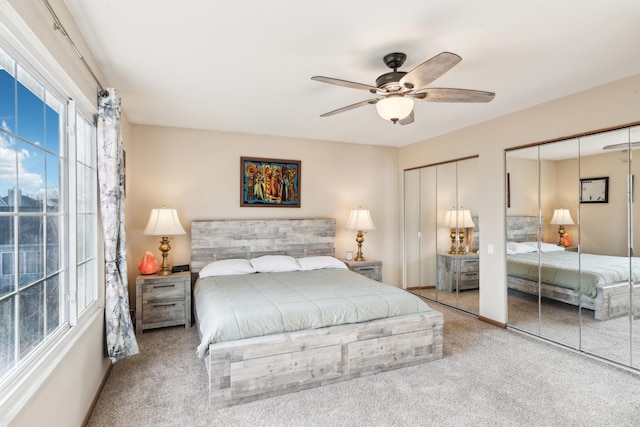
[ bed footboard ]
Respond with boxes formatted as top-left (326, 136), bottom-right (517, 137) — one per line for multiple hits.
top-left (204, 311), bottom-right (443, 408)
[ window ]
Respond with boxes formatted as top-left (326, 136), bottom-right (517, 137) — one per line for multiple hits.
top-left (75, 113), bottom-right (97, 314)
top-left (0, 43), bottom-right (98, 381)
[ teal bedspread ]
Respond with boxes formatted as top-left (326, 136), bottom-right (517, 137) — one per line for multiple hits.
top-left (194, 268), bottom-right (432, 359)
top-left (507, 251), bottom-right (640, 298)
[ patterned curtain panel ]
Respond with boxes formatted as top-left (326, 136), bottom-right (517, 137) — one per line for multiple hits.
top-left (97, 89), bottom-right (139, 362)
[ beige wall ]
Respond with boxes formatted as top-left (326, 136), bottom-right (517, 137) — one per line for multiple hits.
top-left (506, 157), bottom-right (561, 243)
top-left (575, 150), bottom-right (640, 256)
top-left (6, 1), bottom-right (111, 426)
top-left (399, 72), bottom-right (640, 323)
top-left (126, 126), bottom-right (400, 306)
top-left (507, 147), bottom-right (640, 257)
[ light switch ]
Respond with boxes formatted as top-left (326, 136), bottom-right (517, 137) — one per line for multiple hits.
top-left (487, 244), bottom-right (494, 255)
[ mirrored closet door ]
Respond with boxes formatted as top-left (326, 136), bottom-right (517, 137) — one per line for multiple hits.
top-left (506, 123), bottom-right (640, 370)
top-left (404, 156), bottom-right (480, 315)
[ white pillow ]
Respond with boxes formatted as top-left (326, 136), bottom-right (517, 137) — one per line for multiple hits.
top-left (250, 255), bottom-right (302, 273)
top-left (297, 256), bottom-right (347, 271)
top-left (506, 241), bottom-right (537, 254)
top-left (522, 242), bottom-right (565, 252)
top-left (199, 259), bottom-right (256, 278)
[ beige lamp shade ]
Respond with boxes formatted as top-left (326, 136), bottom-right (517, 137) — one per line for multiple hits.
top-left (144, 207), bottom-right (186, 236)
top-left (550, 208), bottom-right (574, 225)
top-left (443, 208), bottom-right (475, 229)
top-left (144, 207), bottom-right (185, 276)
top-left (345, 209), bottom-right (376, 231)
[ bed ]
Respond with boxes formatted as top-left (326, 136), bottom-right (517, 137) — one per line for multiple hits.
top-left (191, 218), bottom-right (443, 408)
top-left (506, 216), bottom-right (640, 320)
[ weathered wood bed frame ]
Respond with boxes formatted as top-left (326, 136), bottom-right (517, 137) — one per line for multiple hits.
top-left (190, 218), bottom-right (444, 408)
top-left (507, 216), bottom-right (640, 320)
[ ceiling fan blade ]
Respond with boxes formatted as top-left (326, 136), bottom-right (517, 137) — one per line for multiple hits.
top-left (399, 52), bottom-right (462, 90)
top-left (406, 92), bottom-right (427, 100)
top-left (319, 98), bottom-right (379, 117)
top-left (311, 76), bottom-right (377, 92)
top-left (415, 88), bottom-right (495, 103)
top-left (398, 110), bottom-right (414, 126)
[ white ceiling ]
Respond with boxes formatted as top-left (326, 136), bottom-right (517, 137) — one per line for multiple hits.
top-left (62, 0), bottom-right (640, 148)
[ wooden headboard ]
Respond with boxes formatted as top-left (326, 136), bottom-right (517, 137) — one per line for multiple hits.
top-left (506, 216), bottom-right (541, 242)
top-left (190, 218), bottom-right (336, 273)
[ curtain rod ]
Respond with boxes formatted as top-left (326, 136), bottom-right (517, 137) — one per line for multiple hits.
top-left (42, 0), bottom-right (109, 98)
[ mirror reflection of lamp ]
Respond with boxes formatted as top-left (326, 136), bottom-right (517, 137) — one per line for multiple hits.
top-left (550, 208), bottom-right (574, 247)
top-left (443, 208), bottom-right (476, 254)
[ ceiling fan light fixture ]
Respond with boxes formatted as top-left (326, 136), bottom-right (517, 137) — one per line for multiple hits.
top-left (376, 96), bottom-right (414, 123)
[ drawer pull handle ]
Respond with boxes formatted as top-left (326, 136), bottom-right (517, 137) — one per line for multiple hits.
top-left (154, 284), bottom-right (176, 289)
top-left (358, 268), bottom-right (374, 271)
top-left (153, 303), bottom-right (176, 308)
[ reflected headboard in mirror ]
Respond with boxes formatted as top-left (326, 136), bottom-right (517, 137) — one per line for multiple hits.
top-left (506, 216), bottom-right (540, 242)
top-left (471, 216), bottom-right (480, 252)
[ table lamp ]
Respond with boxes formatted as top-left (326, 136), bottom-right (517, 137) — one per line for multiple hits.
top-left (144, 206), bottom-right (186, 275)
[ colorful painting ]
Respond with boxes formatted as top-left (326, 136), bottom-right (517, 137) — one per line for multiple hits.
top-left (241, 157), bottom-right (301, 207)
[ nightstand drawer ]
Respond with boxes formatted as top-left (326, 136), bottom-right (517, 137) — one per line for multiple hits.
top-left (459, 271), bottom-right (479, 281)
top-left (459, 260), bottom-right (479, 273)
top-left (342, 260), bottom-right (383, 282)
top-left (142, 282), bottom-right (184, 301)
top-left (143, 299), bottom-right (186, 323)
top-left (352, 265), bottom-right (381, 281)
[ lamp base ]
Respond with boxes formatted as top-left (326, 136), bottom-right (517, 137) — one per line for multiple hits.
top-left (557, 226), bottom-right (566, 247)
top-left (449, 230), bottom-right (457, 254)
top-left (354, 230), bottom-right (366, 261)
top-left (157, 236), bottom-right (173, 276)
top-left (457, 230), bottom-right (466, 255)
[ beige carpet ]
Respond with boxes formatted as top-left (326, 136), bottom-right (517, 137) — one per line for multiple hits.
top-left (87, 303), bottom-right (640, 427)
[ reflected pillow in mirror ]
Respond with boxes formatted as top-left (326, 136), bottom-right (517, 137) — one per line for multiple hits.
top-left (507, 242), bottom-right (538, 254)
top-left (521, 242), bottom-right (565, 252)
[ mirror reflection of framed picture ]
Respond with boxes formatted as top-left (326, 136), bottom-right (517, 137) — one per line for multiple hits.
top-left (580, 177), bottom-right (608, 203)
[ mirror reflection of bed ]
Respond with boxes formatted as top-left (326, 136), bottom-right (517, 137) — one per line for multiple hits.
top-left (506, 124), bottom-right (640, 370)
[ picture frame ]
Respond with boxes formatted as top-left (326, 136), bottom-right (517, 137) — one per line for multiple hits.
top-left (241, 157), bottom-right (301, 207)
top-left (580, 177), bottom-right (608, 203)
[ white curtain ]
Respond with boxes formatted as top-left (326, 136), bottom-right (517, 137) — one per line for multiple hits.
top-left (97, 88), bottom-right (139, 362)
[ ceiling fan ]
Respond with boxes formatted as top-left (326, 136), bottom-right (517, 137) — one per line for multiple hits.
top-left (311, 52), bottom-right (495, 125)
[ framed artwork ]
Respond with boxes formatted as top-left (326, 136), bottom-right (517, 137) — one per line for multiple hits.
top-left (580, 177), bottom-right (608, 203)
top-left (241, 157), bottom-right (301, 207)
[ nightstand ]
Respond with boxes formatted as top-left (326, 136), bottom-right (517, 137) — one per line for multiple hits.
top-left (135, 271), bottom-right (191, 334)
top-left (342, 259), bottom-right (382, 282)
top-left (436, 253), bottom-right (479, 292)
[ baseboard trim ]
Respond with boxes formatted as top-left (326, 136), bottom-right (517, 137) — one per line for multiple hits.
top-left (82, 361), bottom-right (113, 426)
top-left (479, 316), bottom-right (506, 329)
